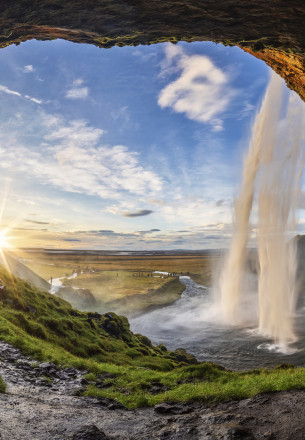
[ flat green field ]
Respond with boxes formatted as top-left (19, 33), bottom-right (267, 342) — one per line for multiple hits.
top-left (12, 250), bottom-right (218, 315)
top-left (14, 250), bottom-right (216, 285)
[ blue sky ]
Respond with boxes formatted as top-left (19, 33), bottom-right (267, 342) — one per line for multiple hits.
top-left (0, 38), bottom-right (281, 249)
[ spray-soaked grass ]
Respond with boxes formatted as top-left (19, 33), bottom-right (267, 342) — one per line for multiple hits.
top-left (84, 363), bottom-right (305, 409)
top-left (0, 264), bottom-right (304, 408)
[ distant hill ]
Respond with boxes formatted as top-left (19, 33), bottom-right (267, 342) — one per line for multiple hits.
top-left (0, 252), bottom-right (50, 292)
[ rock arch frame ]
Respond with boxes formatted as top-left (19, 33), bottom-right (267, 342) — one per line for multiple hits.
top-left (0, 1), bottom-right (304, 100)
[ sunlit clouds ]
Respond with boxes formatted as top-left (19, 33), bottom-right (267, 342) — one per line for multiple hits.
top-left (0, 39), bottom-right (272, 249)
top-left (158, 44), bottom-right (234, 132)
top-left (0, 116), bottom-right (163, 200)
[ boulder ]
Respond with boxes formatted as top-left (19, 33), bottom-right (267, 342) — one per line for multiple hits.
top-left (72, 425), bottom-right (109, 440)
top-left (39, 362), bottom-right (57, 375)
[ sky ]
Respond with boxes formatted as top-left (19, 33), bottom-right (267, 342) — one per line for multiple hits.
top-left (0, 37), bottom-right (299, 250)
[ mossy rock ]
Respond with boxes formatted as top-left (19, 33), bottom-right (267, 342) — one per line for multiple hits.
top-left (171, 348), bottom-right (198, 365)
top-left (100, 312), bottom-right (132, 340)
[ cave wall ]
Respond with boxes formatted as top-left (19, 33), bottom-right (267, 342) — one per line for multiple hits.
top-left (0, 1), bottom-right (305, 100)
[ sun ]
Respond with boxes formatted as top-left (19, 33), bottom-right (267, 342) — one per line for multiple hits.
top-left (0, 230), bottom-right (11, 251)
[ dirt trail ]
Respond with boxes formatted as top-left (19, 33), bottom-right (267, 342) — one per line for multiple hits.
top-left (0, 341), bottom-right (305, 439)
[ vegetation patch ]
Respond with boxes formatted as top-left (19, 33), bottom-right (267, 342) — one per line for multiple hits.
top-left (0, 265), bottom-right (304, 409)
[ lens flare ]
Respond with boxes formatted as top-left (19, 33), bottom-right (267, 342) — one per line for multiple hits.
top-left (0, 230), bottom-right (11, 251)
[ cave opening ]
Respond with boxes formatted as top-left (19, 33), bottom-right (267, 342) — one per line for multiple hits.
top-left (0, 25), bottom-right (304, 369)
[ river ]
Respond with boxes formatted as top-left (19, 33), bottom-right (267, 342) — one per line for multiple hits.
top-left (130, 277), bottom-right (305, 370)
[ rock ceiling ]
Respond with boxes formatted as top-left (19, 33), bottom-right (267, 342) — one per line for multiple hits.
top-left (0, 1), bottom-right (304, 100)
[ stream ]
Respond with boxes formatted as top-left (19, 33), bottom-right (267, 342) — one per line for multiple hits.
top-left (130, 277), bottom-right (305, 370)
top-left (49, 273), bottom-right (78, 294)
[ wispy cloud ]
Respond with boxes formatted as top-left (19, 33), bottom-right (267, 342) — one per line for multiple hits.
top-left (122, 209), bottom-right (153, 217)
top-left (23, 65), bottom-right (35, 73)
top-left (17, 199), bottom-right (35, 206)
top-left (26, 220), bottom-right (50, 225)
top-left (24, 95), bottom-right (42, 104)
top-left (158, 44), bottom-right (234, 132)
top-left (66, 79), bottom-right (88, 99)
top-left (0, 85), bottom-right (22, 97)
top-left (72, 79), bottom-right (84, 86)
top-left (0, 115), bottom-right (163, 201)
top-left (0, 84), bottom-right (42, 104)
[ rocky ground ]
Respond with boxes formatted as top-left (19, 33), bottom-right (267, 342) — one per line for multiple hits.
top-left (0, 340), bottom-right (305, 439)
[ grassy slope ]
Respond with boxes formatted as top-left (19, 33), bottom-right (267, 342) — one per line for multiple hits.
top-left (106, 277), bottom-right (186, 317)
top-left (0, 265), bottom-right (304, 408)
top-left (62, 270), bottom-right (174, 301)
top-left (61, 273), bottom-right (185, 316)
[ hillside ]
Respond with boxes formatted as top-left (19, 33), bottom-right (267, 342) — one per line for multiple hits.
top-left (0, 264), bottom-right (196, 370)
top-left (0, 262), bottom-right (305, 412)
top-left (0, 252), bottom-right (50, 292)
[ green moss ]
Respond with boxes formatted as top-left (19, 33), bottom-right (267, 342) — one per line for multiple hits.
top-left (0, 265), bottom-right (194, 371)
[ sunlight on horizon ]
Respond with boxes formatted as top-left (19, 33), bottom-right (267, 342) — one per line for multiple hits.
top-left (0, 38), bottom-right (302, 251)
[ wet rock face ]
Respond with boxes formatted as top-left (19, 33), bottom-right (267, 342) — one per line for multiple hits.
top-left (0, 1), bottom-right (305, 100)
top-left (0, 341), bottom-right (86, 396)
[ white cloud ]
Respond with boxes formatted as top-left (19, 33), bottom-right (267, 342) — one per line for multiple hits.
top-left (66, 81), bottom-right (89, 100)
top-left (23, 65), bottom-right (35, 73)
top-left (24, 95), bottom-right (43, 104)
top-left (17, 199), bottom-right (36, 206)
top-left (158, 44), bottom-right (234, 131)
top-left (0, 116), bottom-right (163, 201)
top-left (0, 84), bottom-right (42, 104)
top-left (73, 78), bottom-right (84, 86)
top-left (0, 85), bottom-right (22, 97)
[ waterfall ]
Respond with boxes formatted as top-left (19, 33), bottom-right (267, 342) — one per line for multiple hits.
top-left (218, 73), bottom-right (305, 347)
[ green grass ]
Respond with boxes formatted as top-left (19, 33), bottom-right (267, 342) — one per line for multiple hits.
top-left (0, 264), bottom-right (196, 369)
top-left (62, 270), bottom-right (173, 301)
top-left (0, 264), bottom-right (304, 409)
top-left (84, 363), bottom-right (305, 409)
top-left (15, 249), bottom-right (216, 286)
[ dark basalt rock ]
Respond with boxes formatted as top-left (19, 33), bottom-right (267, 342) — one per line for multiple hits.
top-left (154, 403), bottom-right (193, 415)
top-left (39, 362), bottom-right (57, 375)
top-left (0, 1), bottom-right (305, 102)
top-left (72, 425), bottom-right (109, 440)
top-left (95, 396), bottom-right (126, 410)
top-left (224, 425), bottom-right (254, 440)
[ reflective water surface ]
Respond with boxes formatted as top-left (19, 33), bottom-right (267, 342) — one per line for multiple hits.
top-left (130, 277), bottom-right (305, 370)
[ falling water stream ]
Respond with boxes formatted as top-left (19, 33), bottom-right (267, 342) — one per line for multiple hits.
top-left (131, 74), bottom-right (305, 368)
top-left (219, 73), bottom-right (305, 349)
